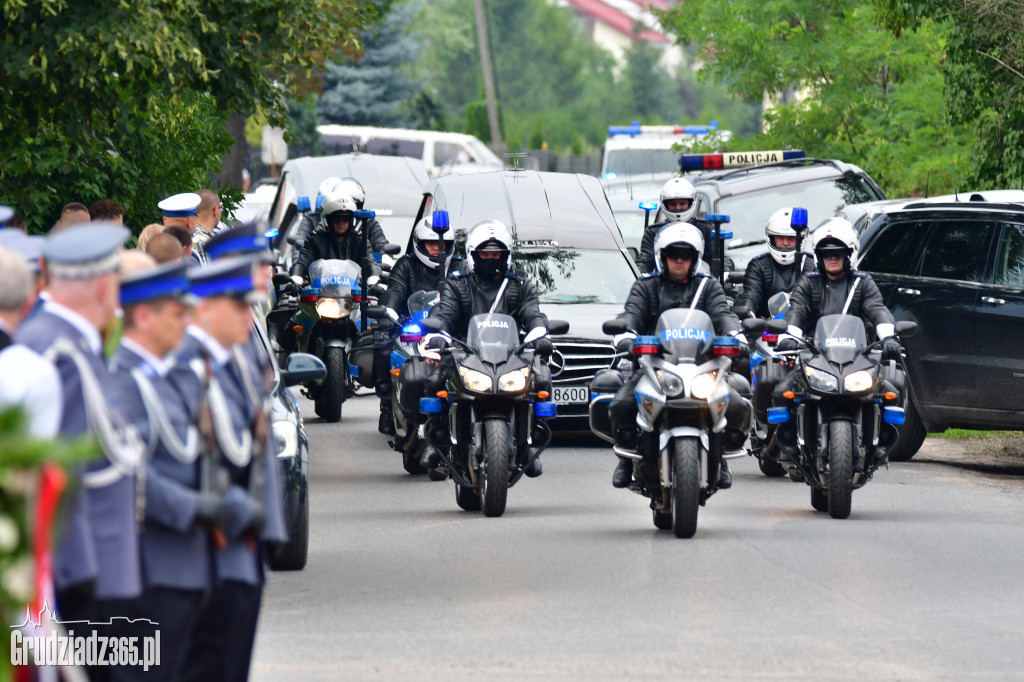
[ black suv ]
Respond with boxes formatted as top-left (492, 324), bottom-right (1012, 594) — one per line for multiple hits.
top-left (688, 157), bottom-right (886, 274)
top-left (858, 197), bottom-right (1024, 459)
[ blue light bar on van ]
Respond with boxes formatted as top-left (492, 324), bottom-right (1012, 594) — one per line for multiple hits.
top-left (608, 121), bottom-right (720, 137)
top-left (680, 150), bottom-right (805, 171)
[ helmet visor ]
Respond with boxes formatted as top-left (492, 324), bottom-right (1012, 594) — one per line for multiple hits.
top-left (662, 244), bottom-right (698, 261)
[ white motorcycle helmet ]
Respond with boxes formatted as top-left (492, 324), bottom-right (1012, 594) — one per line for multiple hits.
top-left (317, 176), bottom-right (344, 200)
top-left (810, 217), bottom-right (860, 272)
top-left (764, 207), bottom-right (803, 266)
top-left (337, 177), bottom-right (366, 209)
top-left (654, 222), bottom-right (704, 277)
top-left (412, 216), bottom-right (456, 269)
top-left (659, 177), bottom-right (697, 223)
top-left (465, 219), bottom-right (513, 279)
top-left (320, 192), bottom-right (357, 234)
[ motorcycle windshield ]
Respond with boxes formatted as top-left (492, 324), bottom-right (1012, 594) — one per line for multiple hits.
top-left (310, 259), bottom-right (361, 298)
top-left (466, 313), bottom-right (519, 365)
top-left (407, 290), bottom-right (440, 325)
top-left (655, 308), bottom-right (715, 361)
top-left (814, 314), bottom-right (867, 365)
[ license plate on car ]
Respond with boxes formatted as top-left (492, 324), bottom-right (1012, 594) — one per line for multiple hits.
top-left (553, 386), bottom-right (589, 404)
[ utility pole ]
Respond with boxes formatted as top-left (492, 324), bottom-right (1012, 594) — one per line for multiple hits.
top-left (474, 0), bottom-right (504, 154)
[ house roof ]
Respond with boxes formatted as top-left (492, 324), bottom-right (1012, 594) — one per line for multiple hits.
top-left (565, 0), bottom-right (670, 43)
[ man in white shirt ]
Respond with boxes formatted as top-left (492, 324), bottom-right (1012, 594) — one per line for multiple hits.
top-left (0, 246), bottom-right (61, 438)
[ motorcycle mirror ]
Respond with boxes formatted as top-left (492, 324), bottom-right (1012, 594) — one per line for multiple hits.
top-left (895, 320), bottom-right (918, 338)
top-left (727, 271), bottom-right (746, 284)
top-left (548, 319), bottom-right (570, 335)
top-left (741, 317), bottom-right (766, 336)
top-left (272, 272), bottom-right (293, 286)
top-left (523, 328), bottom-right (547, 345)
top-left (602, 319), bottom-right (627, 336)
top-left (765, 318), bottom-right (788, 334)
top-left (364, 305), bottom-right (386, 320)
top-left (383, 242), bottom-right (401, 256)
top-left (418, 317), bottom-right (442, 333)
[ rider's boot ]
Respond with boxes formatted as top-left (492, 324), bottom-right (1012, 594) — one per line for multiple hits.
top-left (378, 399), bottom-right (395, 435)
top-left (718, 460), bottom-right (732, 489)
top-left (525, 457), bottom-right (543, 478)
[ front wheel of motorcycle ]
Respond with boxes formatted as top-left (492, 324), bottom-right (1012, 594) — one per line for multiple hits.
top-left (321, 347), bottom-right (347, 423)
top-left (481, 418), bottom-right (511, 518)
top-left (827, 420), bottom-right (854, 519)
top-left (671, 437), bottom-right (701, 538)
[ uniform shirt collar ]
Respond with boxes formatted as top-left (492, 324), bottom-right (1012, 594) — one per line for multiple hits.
top-left (186, 324), bottom-right (230, 367)
top-left (119, 337), bottom-right (170, 377)
top-left (43, 300), bottom-right (103, 355)
top-left (0, 317), bottom-right (13, 337)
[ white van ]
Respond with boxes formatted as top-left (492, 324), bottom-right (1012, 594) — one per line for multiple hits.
top-left (316, 125), bottom-right (503, 177)
top-left (600, 121), bottom-right (730, 183)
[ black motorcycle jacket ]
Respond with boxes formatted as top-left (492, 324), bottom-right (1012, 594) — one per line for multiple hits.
top-left (619, 272), bottom-right (741, 337)
top-left (381, 254), bottom-right (465, 317)
top-left (735, 252), bottom-right (816, 319)
top-left (289, 228), bottom-right (380, 280)
top-left (636, 220), bottom-right (669, 274)
top-left (785, 271), bottom-right (895, 337)
top-left (430, 270), bottom-right (548, 341)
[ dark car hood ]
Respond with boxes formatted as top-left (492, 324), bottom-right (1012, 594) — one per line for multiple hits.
top-left (539, 302), bottom-right (621, 341)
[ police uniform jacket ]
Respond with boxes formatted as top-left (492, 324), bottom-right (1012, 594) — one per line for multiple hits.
top-left (430, 270), bottom-right (548, 340)
top-left (289, 228), bottom-right (381, 280)
top-left (735, 252), bottom-right (816, 319)
top-left (619, 272), bottom-right (741, 337)
top-left (636, 220), bottom-right (669, 274)
top-left (785, 270), bottom-right (895, 337)
top-left (15, 303), bottom-right (142, 599)
top-left (381, 255), bottom-right (465, 317)
top-left (171, 329), bottom-right (264, 586)
top-left (110, 341), bottom-right (211, 593)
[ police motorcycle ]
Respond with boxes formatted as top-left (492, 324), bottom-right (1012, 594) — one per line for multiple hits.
top-left (417, 313), bottom-right (568, 517)
top-left (592, 309), bottom-right (750, 539)
top-left (760, 314), bottom-right (917, 518)
top-left (366, 289), bottom-right (441, 475)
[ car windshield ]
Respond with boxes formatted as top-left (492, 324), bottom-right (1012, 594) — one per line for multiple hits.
top-left (512, 249), bottom-right (634, 304)
top-left (612, 209), bottom-right (646, 249)
top-left (605, 149), bottom-right (680, 177)
top-left (715, 177), bottom-right (883, 246)
top-left (375, 215), bottom-right (417, 250)
top-left (465, 138), bottom-right (503, 166)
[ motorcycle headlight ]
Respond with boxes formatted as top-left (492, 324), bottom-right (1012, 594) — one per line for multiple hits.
top-left (316, 297), bottom-right (352, 319)
top-left (272, 420), bottom-right (298, 459)
top-left (498, 367), bottom-right (530, 393)
top-left (458, 366), bottom-right (493, 392)
top-left (690, 371), bottom-right (718, 400)
top-left (844, 370), bottom-right (876, 393)
top-left (804, 366), bottom-right (839, 392)
top-left (656, 369), bottom-right (685, 397)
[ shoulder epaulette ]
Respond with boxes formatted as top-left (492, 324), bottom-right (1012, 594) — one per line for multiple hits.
top-left (449, 270), bottom-right (469, 279)
top-left (751, 252), bottom-right (769, 262)
top-left (640, 272), bottom-right (659, 280)
top-left (806, 271), bottom-right (821, 278)
top-left (853, 271), bottom-right (867, 278)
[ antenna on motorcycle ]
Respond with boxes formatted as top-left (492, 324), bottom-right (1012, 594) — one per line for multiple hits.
top-left (705, 213), bottom-right (732, 286)
top-left (354, 208), bottom-right (376, 327)
top-left (639, 201), bottom-right (657, 233)
top-left (431, 209), bottom-right (451, 280)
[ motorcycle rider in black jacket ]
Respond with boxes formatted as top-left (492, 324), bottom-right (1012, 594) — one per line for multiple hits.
top-left (609, 222), bottom-right (750, 489)
top-left (734, 207), bottom-right (816, 319)
top-left (423, 219), bottom-right (551, 477)
top-left (636, 177), bottom-right (697, 274)
top-left (374, 217), bottom-right (464, 435)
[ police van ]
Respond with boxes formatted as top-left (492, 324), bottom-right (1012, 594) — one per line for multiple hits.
top-left (316, 125), bottom-right (503, 177)
top-left (600, 121), bottom-right (729, 183)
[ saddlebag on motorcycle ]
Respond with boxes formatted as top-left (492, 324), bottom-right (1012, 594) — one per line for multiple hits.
top-left (350, 330), bottom-right (376, 389)
top-left (397, 355), bottom-right (435, 425)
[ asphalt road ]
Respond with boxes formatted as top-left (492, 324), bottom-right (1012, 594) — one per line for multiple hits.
top-left (252, 394), bottom-right (1024, 681)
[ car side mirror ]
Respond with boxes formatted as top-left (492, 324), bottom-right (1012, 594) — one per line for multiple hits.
top-left (548, 319), bottom-right (570, 335)
top-left (602, 319), bottom-right (627, 336)
top-left (895, 320), bottom-right (918, 338)
top-left (281, 353), bottom-right (327, 387)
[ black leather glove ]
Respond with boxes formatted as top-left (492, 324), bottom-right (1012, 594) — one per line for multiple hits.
top-left (615, 338), bottom-right (633, 355)
top-left (777, 337), bottom-right (799, 352)
top-left (533, 336), bottom-right (553, 360)
top-left (193, 492), bottom-right (226, 530)
top-left (426, 335), bottom-right (449, 351)
top-left (881, 337), bottom-right (902, 360)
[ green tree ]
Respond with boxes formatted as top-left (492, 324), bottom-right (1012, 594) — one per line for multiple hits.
top-left (876, 0), bottom-right (1024, 189)
top-left (319, 0), bottom-right (423, 127)
top-left (0, 0), bottom-right (378, 232)
top-left (660, 0), bottom-right (973, 196)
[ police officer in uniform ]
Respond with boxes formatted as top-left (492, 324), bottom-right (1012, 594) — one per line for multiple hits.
top-left (608, 222), bottom-right (749, 490)
top-left (734, 207), bottom-right (816, 319)
top-left (636, 177), bottom-right (698, 274)
top-left (336, 176), bottom-right (388, 254)
top-left (15, 223), bottom-right (145, 629)
top-left (424, 219), bottom-right (552, 476)
top-left (106, 260), bottom-right (225, 680)
top-left (159, 192), bottom-right (205, 267)
top-left (175, 257), bottom-right (281, 682)
top-left (374, 216), bottom-right (462, 435)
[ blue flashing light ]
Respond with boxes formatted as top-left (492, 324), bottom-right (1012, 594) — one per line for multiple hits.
top-left (534, 401), bottom-right (557, 419)
top-left (883, 407), bottom-right (906, 425)
top-left (263, 228), bottom-right (279, 239)
top-left (431, 210), bottom-right (450, 234)
top-left (712, 336), bottom-right (740, 348)
top-left (297, 195), bottom-right (311, 213)
top-left (634, 335), bottom-right (661, 347)
top-left (420, 397), bottom-right (443, 414)
top-left (348, 363), bottom-right (360, 377)
top-left (353, 209), bottom-right (376, 220)
top-left (373, 252), bottom-right (382, 263)
top-left (390, 350), bottom-right (406, 369)
top-left (400, 324), bottom-right (423, 343)
top-left (706, 213), bottom-right (731, 223)
top-left (791, 208), bottom-right (809, 229)
top-left (315, 195), bottom-right (325, 211)
top-left (767, 407), bottom-right (791, 424)
top-left (638, 201), bottom-right (658, 211)
top-left (602, 172), bottom-right (618, 181)
top-left (711, 230), bottom-right (733, 240)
